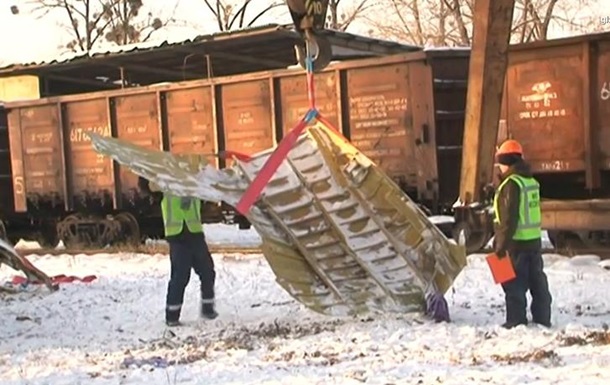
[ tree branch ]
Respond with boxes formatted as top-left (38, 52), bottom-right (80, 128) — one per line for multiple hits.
top-left (247, 2), bottom-right (282, 27)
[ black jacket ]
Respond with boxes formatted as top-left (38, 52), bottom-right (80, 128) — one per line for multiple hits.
top-left (494, 160), bottom-right (541, 255)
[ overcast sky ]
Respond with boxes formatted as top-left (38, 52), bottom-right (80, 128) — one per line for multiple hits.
top-left (0, 0), bottom-right (293, 66)
top-left (0, 0), bottom-right (606, 67)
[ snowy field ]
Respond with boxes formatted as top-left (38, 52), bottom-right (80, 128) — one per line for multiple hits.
top-left (2, 224), bottom-right (610, 385)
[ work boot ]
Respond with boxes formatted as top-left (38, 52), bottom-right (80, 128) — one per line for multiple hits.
top-left (533, 320), bottom-right (552, 328)
top-left (501, 320), bottom-right (527, 329)
top-left (201, 299), bottom-right (218, 320)
top-left (165, 306), bottom-right (181, 326)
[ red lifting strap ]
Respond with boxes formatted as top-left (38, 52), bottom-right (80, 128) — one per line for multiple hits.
top-left (11, 274), bottom-right (97, 285)
top-left (235, 114), bottom-right (313, 215)
top-left (226, 112), bottom-right (344, 215)
top-left (233, 47), bottom-right (342, 216)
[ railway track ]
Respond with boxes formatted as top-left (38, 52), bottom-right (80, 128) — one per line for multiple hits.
top-left (15, 244), bottom-right (264, 257)
top-left (14, 245), bottom-right (610, 260)
top-left (481, 247), bottom-right (610, 260)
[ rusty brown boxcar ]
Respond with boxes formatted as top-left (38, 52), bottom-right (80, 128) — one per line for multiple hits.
top-left (494, 32), bottom-right (610, 249)
top-left (1, 49), bottom-right (469, 247)
top-left (0, 105), bottom-right (14, 240)
top-left (6, 30), bottom-right (610, 251)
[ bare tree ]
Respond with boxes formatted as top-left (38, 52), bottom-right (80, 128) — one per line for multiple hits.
top-left (366, 0), bottom-right (603, 47)
top-left (202, 0), bottom-right (284, 31)
top-left (511, 0), bottom-right (559, 42)
top-left (26, 0), bottom-right (179, 53)
top-left (443, 0), bottom-right (470, 45)
top-left (27, 0), bottom-right (117, 52)
top-left (542, 0), bottom-right (608, 36)
top-left (103, 0), bottom-right (180, 45)
top-left (367, 0), bottom-right (464, 46)
top-left (575, 15), bottom-right (609, 33)
top-left (327, 0), bottom-right (374, 31)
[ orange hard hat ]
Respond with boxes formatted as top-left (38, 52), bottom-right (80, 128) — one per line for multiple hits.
top-left (496, 139), bottom-right (523, 156)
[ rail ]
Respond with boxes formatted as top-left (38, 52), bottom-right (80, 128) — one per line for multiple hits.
top-left (14, 245), bottom-right (610, 260)
top-left (15, 244), bottom-right (263, 257)
top-left (483, 247), bottom-right (610, 259)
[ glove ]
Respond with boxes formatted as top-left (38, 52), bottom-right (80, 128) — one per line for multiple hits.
top-left (482, 183), bottom-right (495, 199)
top-left (137, 177), bottom-right (152, 195)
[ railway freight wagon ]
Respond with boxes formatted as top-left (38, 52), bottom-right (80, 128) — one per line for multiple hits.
top-left (0, 49), bottom-right (470, 248)
top-left (0, 105), bottom-right (16, 242)
top-left (494, 32), bottom-right (610, 250)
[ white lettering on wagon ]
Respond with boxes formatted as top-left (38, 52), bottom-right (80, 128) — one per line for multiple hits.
top-left (600, 81), bottom-right (610, 101)
top-left (539, 160), bottom-right (570, 171)
top-left (517, 81), bottom-right (566, 119)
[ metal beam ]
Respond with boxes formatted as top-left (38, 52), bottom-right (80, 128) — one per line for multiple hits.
top-left (43, 73), bottom-right (119, 89)
top-left (103, 63), bottom-right (201, 80)
top-left (213, 51), bottom-right (292, 68)
top-left (541, 199), bottom-right (610, 231)
top-left (173, 46), bottom-right (291, 69)
top-left (459, 0), bottom-right (516, 204)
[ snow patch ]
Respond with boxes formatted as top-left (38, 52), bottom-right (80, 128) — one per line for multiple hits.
top-left (599, 259), bottom-right (610, 270)
top-left (428, 215), bottom-right (454, 224)
top-left (1, 249), bottom-right (610, 384)
top-left (568, 254), bottom-right (602, 266)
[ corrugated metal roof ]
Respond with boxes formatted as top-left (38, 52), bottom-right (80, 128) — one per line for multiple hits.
top-left (0, 24), bottom-right (283, 71)
top-left (0, 24), bottom-right (417, 72)
top-left (0, 23), bottom-right (422, 97)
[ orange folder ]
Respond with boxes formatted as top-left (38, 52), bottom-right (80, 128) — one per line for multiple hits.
top-left (486, 253), bottom-right (516, 284)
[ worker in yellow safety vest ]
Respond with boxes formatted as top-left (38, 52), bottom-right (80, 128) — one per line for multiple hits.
top-left (153, 189), bottom-right (218, 326)
top-left (493, 139), bottom-right (552, 329)
top-left (160, 193), bottom-right (217, 326)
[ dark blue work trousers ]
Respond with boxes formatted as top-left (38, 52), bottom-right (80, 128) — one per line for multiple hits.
top-left (165, 231), bottom-right (215, 321)
top-left (501, 249), bottom-right (552, 326)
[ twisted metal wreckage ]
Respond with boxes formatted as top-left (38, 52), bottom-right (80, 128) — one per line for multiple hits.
top-left (91, 0), bottom-right (466, 321)
top-left (2, 0), bottom-right (466, 321)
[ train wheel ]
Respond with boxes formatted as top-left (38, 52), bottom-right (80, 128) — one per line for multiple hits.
top-left (115, 212), bottom-right (141, 246)
top-left (57, 214), bottom-right (106, 249)
top-left (57, 214), bottom-right (83, 249)
top-left (0, 224), bottom-right (20, 246)
top-left (235, 215), bottom-right (252, 230)
top-left (34, 221), bottom-right (59, 248)
top-left (452, 221), bottom-right (492, 253)
top-left (0, 220), bottom-right (7, 242)
top-left (547, 230), bottom-right (585, 255)
top-left (35, 231), bottom-right (59, 248)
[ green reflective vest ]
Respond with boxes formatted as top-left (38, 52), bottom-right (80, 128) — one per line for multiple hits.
top-left (493, 174), bottom-right (542, 241)
top-left (161, 195), bottom-right (203, 237)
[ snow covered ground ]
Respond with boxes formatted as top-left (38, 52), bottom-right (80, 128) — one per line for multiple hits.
top-left (2, 225), bottom-right (610, 384)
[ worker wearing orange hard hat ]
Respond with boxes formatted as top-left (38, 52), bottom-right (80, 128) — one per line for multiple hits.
top-left (493, 139), bottom-right (552, 329)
